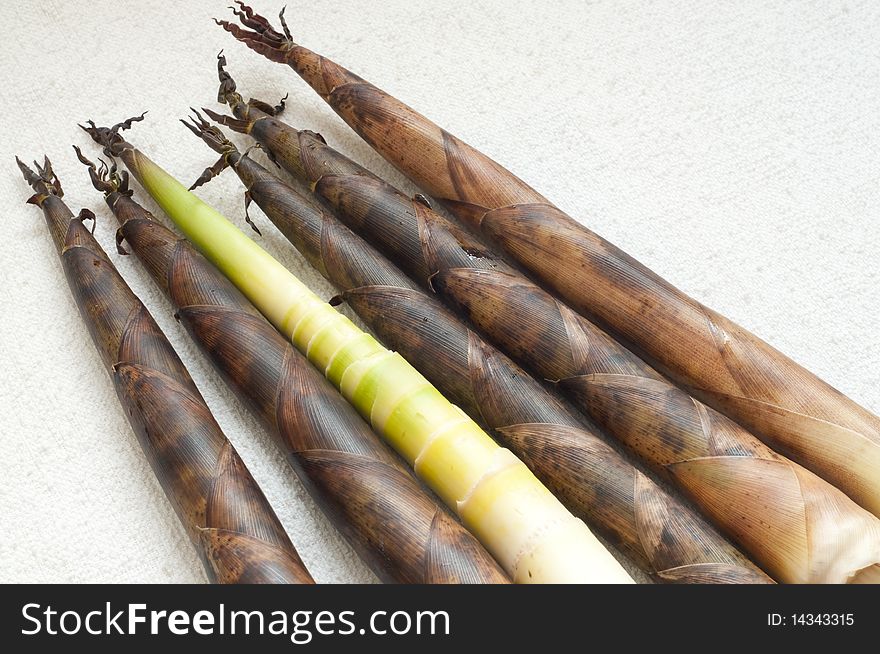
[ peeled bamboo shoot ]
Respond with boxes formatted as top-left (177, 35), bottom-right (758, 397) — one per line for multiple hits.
top-left (82, 118), bottom-right (633, 584)
top-left (182, 111), bottom-right (770, 583)
top-left (75, 147), bottom-right (509, 584)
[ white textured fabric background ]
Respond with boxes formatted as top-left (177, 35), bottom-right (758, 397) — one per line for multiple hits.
top-left (1, 0), bottom-right (878, 583)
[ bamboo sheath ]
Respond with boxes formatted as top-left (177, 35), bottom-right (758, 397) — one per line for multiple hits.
top-left (77, 151), bottom-right (508, 584)
top-left (18, 156), bottom-right (313, 584)
top-left (204, 72), bottom-right (880, 583)
top-left (84, 122), bottom-right (633, 584)
top-left (186, 105), bottom-right (770, 584)
top-left (221, 5), bottom-right (880, 519)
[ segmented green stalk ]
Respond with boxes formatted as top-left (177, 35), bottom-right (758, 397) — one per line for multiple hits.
top-left (83, 121), bottom-right (633, 584)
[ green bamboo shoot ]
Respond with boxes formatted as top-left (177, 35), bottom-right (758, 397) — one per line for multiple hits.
top-left (83, 119), bottom-right (633, 584)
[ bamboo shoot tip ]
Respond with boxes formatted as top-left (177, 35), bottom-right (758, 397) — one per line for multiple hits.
top-left (17, 154), bottom-right (63, 200)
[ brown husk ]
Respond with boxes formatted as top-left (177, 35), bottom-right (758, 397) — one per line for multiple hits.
top-left (75, 148), bottom-right (508, 584)
top-left (181, 117), bottom-right (771, 583)
top-left (220, 4), bottom-right (880, 520)
top-left (19, 155), bottom-right (313, 584)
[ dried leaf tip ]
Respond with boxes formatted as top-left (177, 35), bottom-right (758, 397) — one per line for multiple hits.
top-left (200, 106), bottom-right (252, 135)
top-left (18, 156), bottom-right (95, 233)
top-left (16, 155), bottom-right (63, 204)
top-left (182, 108), bottom-right (238, 157)
top-left (72, 145), bottom-right (131, 197)
top-left (234, 1), bottom-right (291, 42)
top-left (216, 50), bottom-right (244, 106)
top-left (181, 112), bottom-right (263, 237)
top-left (217, 2), bottom-right (293, 63)
top-left (213, 51), bottom-right (288, 125)
top-left (79, 112), bottom-right (147, 157)
top-left (180, 109), bottom-right (239, 192)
